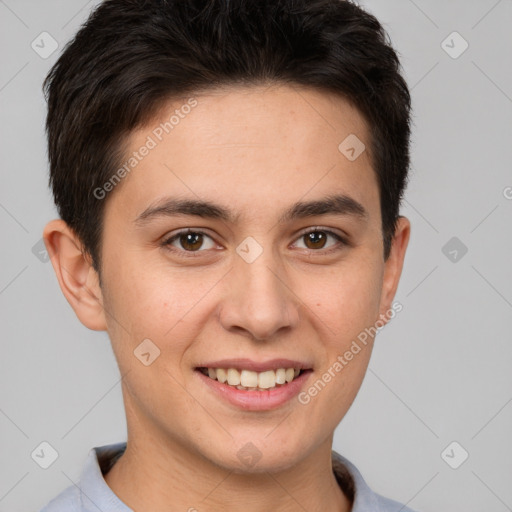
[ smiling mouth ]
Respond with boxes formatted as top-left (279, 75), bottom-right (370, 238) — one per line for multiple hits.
top-left (196, 367), bottom-right (308, 391)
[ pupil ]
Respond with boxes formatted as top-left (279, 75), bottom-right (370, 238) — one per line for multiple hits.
top-left (307, 232), bottom-right (326, 249)
top-left (182, 233), bottom-right (202, 250)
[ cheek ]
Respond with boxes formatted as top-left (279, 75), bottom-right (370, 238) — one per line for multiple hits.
top-left (299, 257), bottom-right (383, 341)
top-left (105, 257), bottom-right (220, 359)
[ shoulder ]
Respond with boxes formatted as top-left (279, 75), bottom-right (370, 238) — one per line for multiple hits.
top-left (37, 441), bottom-right (128, 512)
top-left (38, 484), bottom-right (80, 512)
top-left (332, 450), bottom-right (419, 512)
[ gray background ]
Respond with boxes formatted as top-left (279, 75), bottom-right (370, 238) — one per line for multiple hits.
top-left (1, 0), bottom-right (511, 511)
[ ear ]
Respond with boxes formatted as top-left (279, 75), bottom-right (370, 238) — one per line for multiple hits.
top-left (43, 219), bottom-right (107, 331)
top-left (377, 216), bottom-right (411, 322)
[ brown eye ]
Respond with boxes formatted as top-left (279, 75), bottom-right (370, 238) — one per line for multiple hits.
top-left (303, 231), bottom-right (328, 249)
top-left (293, 229), bottom-right (346, 252)
top-left (179, 232), bottom-right (204, 251)
top-left (162, 229), bottom-right (216, 254)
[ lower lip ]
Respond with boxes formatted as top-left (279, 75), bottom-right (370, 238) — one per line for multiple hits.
top-left (195, 370), bottom-right (312, 411)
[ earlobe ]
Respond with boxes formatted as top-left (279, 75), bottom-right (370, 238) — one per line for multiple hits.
top-left (378, 216), bottom-right (411, 323)
top-left (43, 219), bottom-right (107, 331)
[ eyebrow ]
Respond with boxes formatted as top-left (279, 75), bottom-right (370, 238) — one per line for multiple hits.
top-left (134, 193), bottom-right (368, 226)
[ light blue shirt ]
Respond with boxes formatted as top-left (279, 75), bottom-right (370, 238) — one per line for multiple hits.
top-left (39, 442), bottom-right (418, 511)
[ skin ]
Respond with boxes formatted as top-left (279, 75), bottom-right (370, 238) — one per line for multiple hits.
top-left (44, 83), bottom-right (410, 512)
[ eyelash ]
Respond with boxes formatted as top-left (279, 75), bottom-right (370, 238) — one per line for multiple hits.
top-left (160, 227), bottom-right (348, 258)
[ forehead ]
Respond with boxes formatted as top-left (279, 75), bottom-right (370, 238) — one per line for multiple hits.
top-left (147, 83), bottom-right (370, 158)
top-left (105, 84), bottom-right (379, 225)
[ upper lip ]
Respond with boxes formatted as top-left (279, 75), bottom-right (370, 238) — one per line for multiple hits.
top-left (196, 358), bottom-right (312, 372)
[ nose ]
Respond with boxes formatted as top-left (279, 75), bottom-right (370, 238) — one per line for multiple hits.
top-left (218, 245), bottom-right (300, 341)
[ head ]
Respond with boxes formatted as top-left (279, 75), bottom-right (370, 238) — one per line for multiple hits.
top-left (43, 0), bottom-right (411, 473)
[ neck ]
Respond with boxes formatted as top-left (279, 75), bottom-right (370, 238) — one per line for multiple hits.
top-left (104, 432), bottom-right (352, 512)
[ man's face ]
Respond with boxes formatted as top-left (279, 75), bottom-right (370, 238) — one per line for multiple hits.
top-left (96, 84), bottom-right (406, 472)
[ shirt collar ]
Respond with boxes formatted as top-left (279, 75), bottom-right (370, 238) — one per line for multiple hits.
top-left (332, 451), bottom-right (382, 510)
top-left (79, 442), bottom-right (381, 511)
top-left (79, 442), bottom-right (130, 512)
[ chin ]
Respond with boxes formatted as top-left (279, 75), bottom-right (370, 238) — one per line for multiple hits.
top-left (201, 434), bottom-right (312, 475)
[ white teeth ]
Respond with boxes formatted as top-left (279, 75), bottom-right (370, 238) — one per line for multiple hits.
top-left (216, 368), bottom-right (227, 383)
top-left (240, 370), bottom-right (258, 387)
top-left (275, 368), bottom-right (286, 384)
top-left (202, 367), bottom-right (303, 390)
top-left (227, 368), bottom-right (241, 386)
top-left (258, 370), bottom-right (276, 389)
